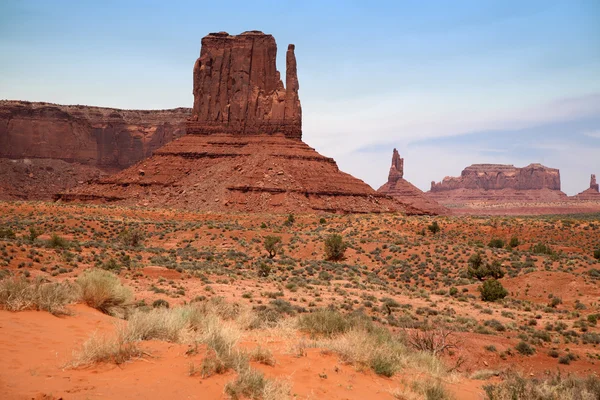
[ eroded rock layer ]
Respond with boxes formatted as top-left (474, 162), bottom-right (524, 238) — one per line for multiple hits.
top-left (377, 149), bottom-right (447, 215)
top-left (0, 158), bottom-right (106, 201)
top-left (428, 163), bottom-right (567, 203)
top-left (58, 134), bottom-right (411, 214)
top-left (188, 31), bottom-right (301, 139)
top-left (0, 100), bottom-right (189, 169)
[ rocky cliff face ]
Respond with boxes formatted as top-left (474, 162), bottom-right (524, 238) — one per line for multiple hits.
top-left (377, 149), bottom-right (446, 215)
top-left (187, 31), bottom-right (302, 139)
top-left (0, 100), bottom-right (189, 169)
top-left (428, 163), bottom-right (567, 202)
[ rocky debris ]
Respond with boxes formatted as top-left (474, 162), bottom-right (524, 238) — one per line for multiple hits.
top-left (188, 31), bottom-right (301, 139)
top-left (377, 149), bottom-right (447, 215)
top-left (573, 174), bottom-right (600, 200)
top-left (59, 31), bottom-right (436, 215)
top-left (428, 163), bottom-right (567, 203)
top-left (0, 158), bottom-right (106, 200)
top-left (0, 100), bottom-right (189, 169)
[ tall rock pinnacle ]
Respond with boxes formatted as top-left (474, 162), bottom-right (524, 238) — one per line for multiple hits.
top-left (187, 31), bottom-right (302, 139)
top-left (591, 174), bottom-right (599, 192)
top-left (387, 148), bottom-right (404, 184)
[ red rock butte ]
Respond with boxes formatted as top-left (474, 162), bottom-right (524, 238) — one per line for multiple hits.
top-left (377, 149), bottom-right (447, 215)
top-left (573, 174), bottom-right (600, 200)
top-left (59, 31), bottom-right (436, 214)
top-left (427, 163), bottom-right (567, 203)
top-left (187, 31), bottom-right (301, 139)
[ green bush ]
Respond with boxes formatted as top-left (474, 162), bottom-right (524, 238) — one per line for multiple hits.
top-left (488, 238), bottom-right (505, 248)
top-left (509, 236), bottom-right (520, 249)
top-left (594, 248), bottom-right (600, 261)
top-left (119, 228), bottom-right (144, 247)
top-left (28, 226), bottom-right (43, 242)
top-left (479, 279), bottom-right (508, 302)
top-left (283, 214), bottom-right (295, 227)
top-left (47, 233), bottom-right (69, 249)
top-left (324, 234), bottom-right (346, 261)
top-left (0, 227), bottom-right (16, 239)
top-left (427, 221), bottom-right (440, 234)
top-left (515, 341), bottom-right (535, 356)
top-left (263, 235), bottom-right (282, 259)
top-left (531, 243), bottom-right (554, 255)
top-left (257, 263), bottom-right (271, 278)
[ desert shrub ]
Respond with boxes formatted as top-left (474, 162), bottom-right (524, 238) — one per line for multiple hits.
top-left (319, 217), bottom-right (326, 224)
top-left (257, 262), bottom-right (271, 278)
top-left (124, 308), bottom-right (189, 342)
top-left (479, 279), bottom-right (508, 302)
top-left (515, 341), bottom-right (535, 356)
top-left (299, 309), bottom-right (351, 337)
top-left (28, 226), bottom-right (43, 242)
top-left (488, 238), bottom-right (505, 249)
top-left (224, 367), bottom-right (270, 400)
top-left (263, 236), bottom-right (282, 259)
top-left (152, 299), bottom-right (170, 308)
top-left (119, 228), bottom-right (144, 247)
top-left (283, 214), bottom-right (295, 227)
top-left (449, 287), bottom-right (458, 296)
top-left (0, 227), bottom-right (16, 239)
top-left (428, 221), bottom-right (441, 234)
top-left (468, 252), bottom-right (484, 269)
top-left (76, 269), bottom-right (132, 316)
top-left (594, 248), bottom-right (600, 261)
top-left (250, 346), bottom-right (275, 366)
top-left (324, 234), bottom-right (346, 261)
top-left (71, 331), bottom-right (141, 366)
top-left (484, 373), bottom-right (600, 400)
top-left (47, 233), bottom-right (69, 249)
top-left (469, 260), bottom-right (504, 281)
top-left (531, 243), bottom-right (554, 255)
top-left (0, 277), bottom-right (77, 315)
top-left (509, 236), bottom-right (520, 249)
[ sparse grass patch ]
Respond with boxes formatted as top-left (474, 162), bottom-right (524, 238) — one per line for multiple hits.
top-left (76, 269), bottom-right (132, 316)
top-left (0, 277), bottom-right (77, 315)
top-left (484, 373), bottom-right (600, 400)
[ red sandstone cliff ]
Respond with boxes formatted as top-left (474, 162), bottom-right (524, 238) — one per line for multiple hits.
top-left (188, 31), bottom-right (301, 139)
top-left (428, 163), bottom-right (567, 203)
top-left (0, 100), bottom-right (189, 169)
top-left (377, 149), bottom-right (447, 215)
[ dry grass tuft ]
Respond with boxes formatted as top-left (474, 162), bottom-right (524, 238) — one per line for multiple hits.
top-left (76, 269), bottom-right (132, 317)
top-left (71, 330), bottom-right (142, 367)
top-left (0, 277), bottom-right (77, 315)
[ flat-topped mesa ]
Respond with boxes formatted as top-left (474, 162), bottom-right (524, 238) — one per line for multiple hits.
top-left (387, 148), bottom-right (404, 184)
top-left (187, 31), bottom-right (302, 139)
top-left (430, 163), bottom-right (562, 192)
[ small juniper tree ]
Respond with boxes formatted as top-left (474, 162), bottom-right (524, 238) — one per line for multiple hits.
top-left (480, 279), bottom-right (508, 302)
top-left (263, 235), bottom-right (282, 259)
top-left (324, 234), bottom-right (346, 261)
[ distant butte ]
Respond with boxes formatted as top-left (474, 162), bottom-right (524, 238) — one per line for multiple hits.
top-left (573, 174), bottom-right (600, 200)
top-left (59, 31), bottom-right (435, 214)
top-left (377, 149), bottom-right (447, 215)
top-left (427, 163), bottom-right (568, 203)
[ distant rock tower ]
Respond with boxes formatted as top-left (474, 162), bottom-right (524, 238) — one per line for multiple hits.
top-left (187, 31), bottom-right (302, 139)
top-left (591, 174), bottom-right (599, 192)
top-left (377, 148), bottom-right (446, 215)
top-left (387, 148), bottom-right (404, 183)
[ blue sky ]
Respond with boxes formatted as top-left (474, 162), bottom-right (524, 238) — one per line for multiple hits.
top-left (1, 0), bottom-right (599, 194)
